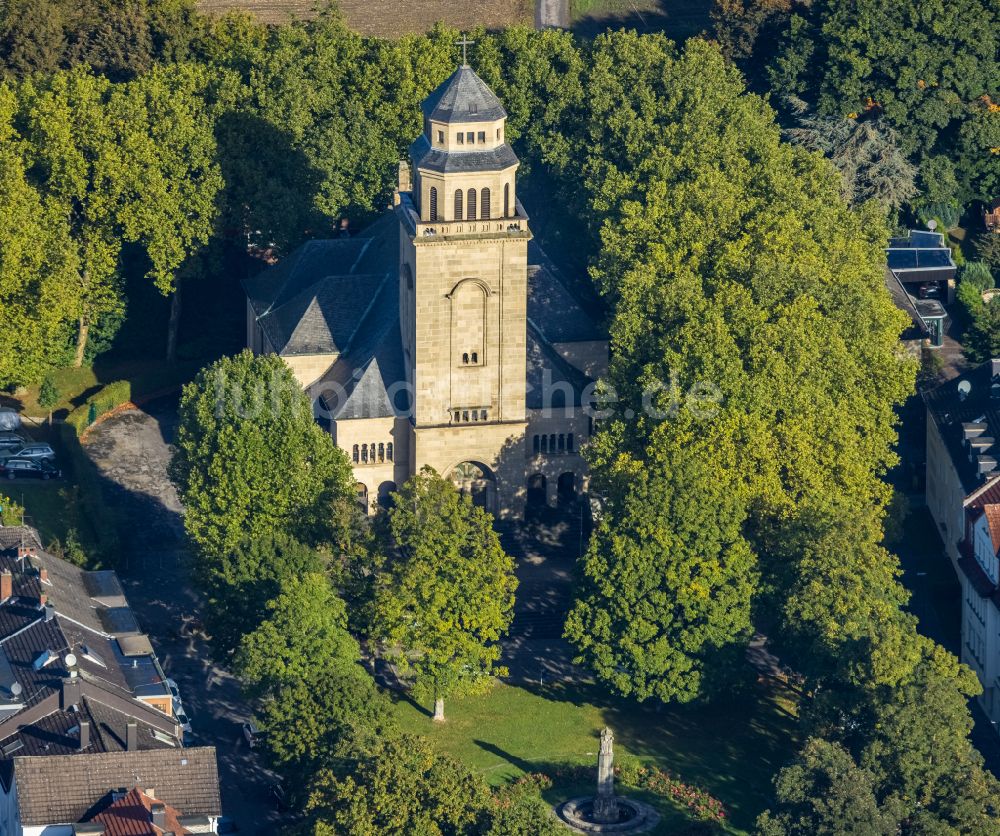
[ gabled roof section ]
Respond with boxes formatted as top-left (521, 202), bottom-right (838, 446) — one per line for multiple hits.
top-left (91, 786), bottom-right (191, 835)
top-left (526, 322), bottom-right (594, 410)
top-left (527, 262), bottom-right (606, 344)
top-left (242, 212), bottom-right (399, 357)
top-left (12, 747), bottom-right (221, 826)
top-left (421, 65), bottom-right (507, 124)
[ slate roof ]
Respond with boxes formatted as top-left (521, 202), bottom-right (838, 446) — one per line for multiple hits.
top-left (526, 323), bottom-right (594, 410)
top-left (242, 212), bottom-right (399, 357)
top-left (0, 527), bottom-right (180, 760)
top-left (12, 747), bottom-right (221, 826)
top-left (924, 361), bottom-right (1000, 495)
top-left (409, 134), bottom-right (519, 174)
top-left (527, 263), bottom-right (606, 344)
top-left (421, 65), bottom-right (507, 123)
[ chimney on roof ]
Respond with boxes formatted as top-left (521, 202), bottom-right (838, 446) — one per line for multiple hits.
top-left (44, 602), bottom-right (55, 622)
top-left (60, 675), bottom-right (80, 710)
top-left (978, 455), bottom-right (997, 479)
top-left (39, 568), bottom-right (48, 584)
top-left (126, 720), bottom-right (137, 751)
top-left (150, 801), bottom-right (167, 828)
top-left (17, 546), bottom-right (29, 560)
top-left (79, 720), bottom-right (89, 750)
top-left (992, 358), bottom-right (1000, 379)
top-left (0, 569), bottom-right (10, 600)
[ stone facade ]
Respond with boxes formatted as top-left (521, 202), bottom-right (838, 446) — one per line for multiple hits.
top-left (244, 64), bottom-right (607, 517)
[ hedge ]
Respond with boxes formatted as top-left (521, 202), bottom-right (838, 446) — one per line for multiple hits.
top-left (64, 380), bottom-right (132, 436)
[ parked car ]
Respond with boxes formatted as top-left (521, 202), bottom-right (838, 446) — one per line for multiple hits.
top-left (0, 433), bottom-right (26, 451)
top-left (271, 783), bottom-right (289, 812)
top-left (164, 677), bottom-right (181, 701)
top-left (174, 704), bottom-right (192, 735)
top-left (0, 459), bottom-right (62, 481)
top-left (4, 443), bottom-right (56, 461)
top-left (242, 721), bottom-right (263, 748)
top-left (918, 282), bottom-right (942, 299)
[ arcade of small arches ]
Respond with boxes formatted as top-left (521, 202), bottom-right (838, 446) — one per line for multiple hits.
top-left (527, 471), bottom-right (579, 510)
top-left (352, 441), bottom-right (394, 465)
top-left (532, 433), bottom-right (575, 456)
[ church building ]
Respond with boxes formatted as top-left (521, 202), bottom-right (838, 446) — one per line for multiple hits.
top-left (243, 62), bottom-right (607, 517)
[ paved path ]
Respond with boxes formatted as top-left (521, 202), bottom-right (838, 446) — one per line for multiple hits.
top-left (535, 0), bottom-right (568, 29)
top-left (84, 404), bottom-right (282, 834)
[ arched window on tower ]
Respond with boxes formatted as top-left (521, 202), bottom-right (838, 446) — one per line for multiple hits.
top-left (454, 189), bottom-right (463, 221)
top-left (481, 188), bottom-right (491, 219)
top-left (352, 445), bottom-right (359, 463)
top-left (387, 442), bottom-right (393, 462)
top-left (504, 183), bottom-right (510, 218)
top-left (467, 188), bottom-right (477, 220)
top-left (429, 187), bottom-right (438, 221)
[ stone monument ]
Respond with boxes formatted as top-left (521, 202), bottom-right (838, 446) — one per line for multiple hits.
top-left (591, 727), bottom-right (619, 823)
top-left (554, 727), bottom-right (661, 833)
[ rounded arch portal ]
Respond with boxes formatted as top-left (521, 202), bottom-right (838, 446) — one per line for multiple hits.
top-left (526, 473), bottom-right (547, 511)
top-left (448, 461), bottom-right (496, 514)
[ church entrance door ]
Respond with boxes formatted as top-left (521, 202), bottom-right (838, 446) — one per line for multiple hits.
top-left (449, 462), bottom-right (496, 514)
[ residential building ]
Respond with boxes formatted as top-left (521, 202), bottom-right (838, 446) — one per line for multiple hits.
top-left (243, 62), bottom-right (608, 517)
top-left (1, 748), bottom-right (221, 835)
top-left (924, 361), bottom-right (1000, 729)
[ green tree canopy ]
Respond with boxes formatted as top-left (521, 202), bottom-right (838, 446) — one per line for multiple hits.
top-left (771, 0), bottom-right (1000, 203)
top-left (374, 468), bottom-right (517, 721)
top-left (173, 350), bottom-right (354, 557)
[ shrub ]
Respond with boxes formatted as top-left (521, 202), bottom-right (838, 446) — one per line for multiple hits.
top-left (961, 261), bottom-right (995, 291)
top-left (64, 380), bottom-right (132, 436)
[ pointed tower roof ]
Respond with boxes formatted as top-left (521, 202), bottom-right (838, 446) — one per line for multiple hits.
top-left (421, 66), bottom-right (507, 124)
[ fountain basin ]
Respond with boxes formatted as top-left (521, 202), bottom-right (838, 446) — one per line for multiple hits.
top-left (555, 796), bottom-right (661, 833)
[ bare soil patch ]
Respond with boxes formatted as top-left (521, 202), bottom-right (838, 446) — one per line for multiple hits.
top-left (197, 0), bottom-right (532, 36)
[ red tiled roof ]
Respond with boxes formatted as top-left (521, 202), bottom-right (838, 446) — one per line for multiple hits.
top-left (91, 787), bottom-right (191, 835)
top-left (985, 506), bottom-right (1000, 553)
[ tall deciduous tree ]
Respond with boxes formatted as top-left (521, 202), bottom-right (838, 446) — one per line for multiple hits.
top-left (374, 468), bottom-right (516, 721)
top-left (173, 351), bottom-right (353, 557)
top-left (0, 90), bottom-right (81, 387)
top-left (565, 445), bottom-right (756, 703)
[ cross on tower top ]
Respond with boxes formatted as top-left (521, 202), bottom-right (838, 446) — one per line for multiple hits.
top-left (456, 35), bottom-right (475, 66)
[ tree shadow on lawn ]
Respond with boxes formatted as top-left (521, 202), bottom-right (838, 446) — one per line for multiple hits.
top-left (517, 677), bottom-right (799, 832)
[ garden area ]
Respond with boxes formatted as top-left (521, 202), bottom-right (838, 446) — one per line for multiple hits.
top-left (393, 677), bottom-right (801, 833)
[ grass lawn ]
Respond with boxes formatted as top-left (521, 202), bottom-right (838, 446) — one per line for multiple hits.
top-left (393, 677), bottom-right (800, 833)
top-left (572, 0), bottom-right (712, 40)
top-left (1, 481), bottom-right (92, 551)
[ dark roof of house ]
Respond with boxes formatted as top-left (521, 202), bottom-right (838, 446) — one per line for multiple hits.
top-left (0, 528), bottom-right (179, 758)
top-left (924, 361), bottom-right (1000, 495)
top-left (410, 134), bottom-right (519, 174)
top-left (421, 65), bottom-right (507, 123)
top-left (12, 747), bottom-right (220, 826)
top-left (242, 213), bottom-right (399, 357)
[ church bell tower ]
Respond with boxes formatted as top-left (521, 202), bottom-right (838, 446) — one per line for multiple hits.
top-left (394, 58), bottom-right (531, 514)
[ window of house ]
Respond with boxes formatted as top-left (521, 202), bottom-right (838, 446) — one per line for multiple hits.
top-left (477, 131), bottom-right (486, 143)
top-left (429, 187), bottom-right (438, 222)
top-left (480, 410), bottom-right (487, 421)
top-left (437, 130), bottom-right (444, 144)
top-left (467, 188), bottom-right (477, 220)
top-left (496, 128), bottom-right (501, 140)
top-left (463, 410), bottom-right (470, 422)
top-left (471, 352), bottom-right (478, 364)
top-left (378, 443), bottom-right (385, 462)
top-left (462, 352), bottom-right (470, 364)
top-left (353, 445), bottom-right (359, 463)
top-left (558, 434), bottom-right (565, 452)
top-left (466, 131), bottom-right (474, 144)
top-left (361, 445), bottom-right (368, 463)
top-left (387, 442), bottom-right (393, 461)
top-left (457, 132), bottom-right (464, 144)
top-left (481, 188), bottom-right (490, 219)
top-left (504, 183), bottom-right (510, 217)
top-left (550, 434), bottom-right (557, 453)
top-left (454, 190), bottom-right (463, 221)
top-left (567, 433), bottom-right (574, 452)
top-left (541, 435), bottom-right (548, 454)
top-left (454, 411), bottom-right (461, 423)
top-left (533, 435), bottom-right (540, 454)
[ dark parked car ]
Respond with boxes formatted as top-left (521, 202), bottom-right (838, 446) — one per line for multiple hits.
top-left (918, 282), bottom-right (942, 299)
top-left (0, 458), bottom-right (61, 481)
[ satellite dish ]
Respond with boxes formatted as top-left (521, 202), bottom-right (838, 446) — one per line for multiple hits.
top-left (927, 219), bottom-right (938, 231)
top-left (958, 380), bottom-right (973, 400)
top-left (10, 682), bottom-right (22, 696)
top-left (64, 653), bottom-right (77, 668)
